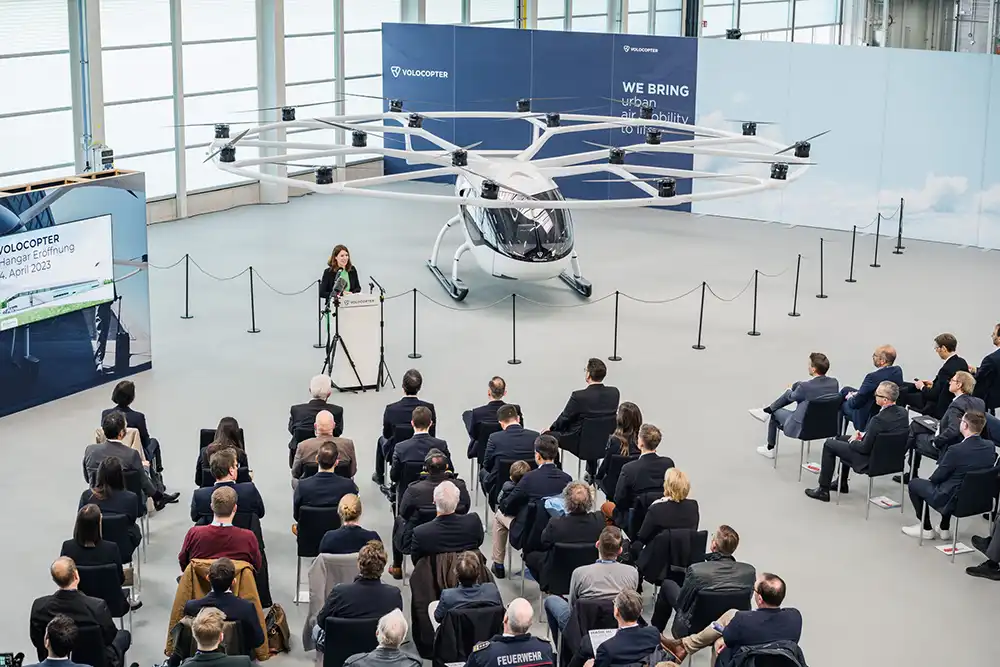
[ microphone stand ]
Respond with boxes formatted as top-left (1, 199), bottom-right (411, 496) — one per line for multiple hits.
top-left (370, 275), bottom-right (395, 391)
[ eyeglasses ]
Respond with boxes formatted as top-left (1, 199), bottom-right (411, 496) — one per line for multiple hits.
top-left (875, 394), bottom-right (890, 400)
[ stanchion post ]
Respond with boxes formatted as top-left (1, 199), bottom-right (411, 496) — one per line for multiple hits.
top-left (180, 253), bottom-right (193, 319)
top-left (845, 226), bottom-right (857, 283)
top-left (789, 254), bottom-right (801, 317)
top-left (692, 282), bottom-right (706, 350)
top-left (407, 288), bottom-right (422, 359)
top-left (247, 267), bottom-right (260, 334)
top-left (312, 279), bottom-right (323, 349)
top-left (870, 213), bottom-right (882, 268)
top-left (816, 238), bottom-right (828, 299)
top-left (893, 197), bottom-right (905, 254)
top-left (608, 290), bottom-right (622, 361)
top-left (747, 270), bottom-right (760, 336)
top-left (507, 294), bottom-right (521, 365)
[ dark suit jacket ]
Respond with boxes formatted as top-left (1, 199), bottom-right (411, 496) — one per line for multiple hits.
top-left (398, 473), bottom-right (471, 521)
top-left (922, 355), bottom-right (969, 419)
top-left (720, 607), bottom-right (802, 660)
top-left (191, 481), bottom-right (266, 522)
top-left (26, 659), bottom-right (91, 667)
top-left (636, 499), bottom-right (700, 546)
top-left (102, 405), bottom-right (151, 451)
top-left (614, 453), bottom-right (675, 516)
top-left (499, 463), bottom-right (572, 517)
top-left (316, 577), bottom-right (403, 628)
top-left (410, 513), bottom-right (484, 562)
top-left (197, 447), bottom-right (249, 487)
top-left (540, 511), bottom-right (607, 550)
top-left (382, 396), bottom-right (436, 439)
top-left (60, 540), bottom-right (124, 585)
top-left (483, 424), bottom-right (539, 482)
top-left (771, 375), bottom-right (841, 438)
top-left (974, 348), bottom-right (1000, 410)
top-left (464, 400), bottom-right (524, 445)
top-left (932, 394), bottom-right (986, 452)
top-left (29, 589), bottom-right (118, 662)
top-left (551, 383), bottom-right (620, 435)
top-left (183, 590), bottom-right (266, 649)
top-left (844, 365), bottom-right (904, 431)
top-left (293, 471), bottom-right (358, 521)
top-left (925, 435), bottom-right (996, 512)
top-left (319, 265), bottom-right (362, 299)
top-left (181, 650), bottom-right (252, 667)
top-left (585, 625), bottom-right (661, 667)
top-left (82, 440), bottom-right (155, 497)
top-left (288, 398), bottom-right (345, 445)
top-left (850, 404), bottom-right (910, 457)
top-left (391, 433), bottom-right (451, 482)
top-left (434, 583), bottom-right (503, 621)
top-left (79, 488), bottom-right (140, 524)
top-left (318, 525), bottom-right (382, 555)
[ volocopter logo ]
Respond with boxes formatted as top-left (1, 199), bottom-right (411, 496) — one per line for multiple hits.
top-left (389, 65), bottom-right (449, 79)
top-left (622, 44), bottom-right (658, 53)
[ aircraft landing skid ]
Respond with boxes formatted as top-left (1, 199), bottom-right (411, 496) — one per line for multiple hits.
top-left (559, 270), bottom-right (592, 297)
top-left (427, 261), bottom-right (469, 302)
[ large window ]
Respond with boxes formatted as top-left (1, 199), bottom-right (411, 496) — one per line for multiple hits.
top-left (0, 0), bottom-right (75, 188)
top-left (470, 0), bottom-right (517, 28)
top-left (653, 0), bottom-right (683, 35)
top-left (345, 1), bottom-right (400, 162)
top-left (703, 0), bottom-right (738, 36)
top-left (571, 0), bottom-right (610, 32)
top-left (425, 0), bottom-right (464, 24)
top-left (627, 0), bottom-right (651, 34)
top-left (538, 0), bottom-right (567, 30)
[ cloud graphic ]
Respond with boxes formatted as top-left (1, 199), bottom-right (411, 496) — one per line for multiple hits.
top-left (977, 183), bottom-right (1000, 214)
top-left (878, 173), bottom-right (970, 214)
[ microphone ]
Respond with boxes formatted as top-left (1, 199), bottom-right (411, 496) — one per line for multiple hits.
top-left (331, 269), bottom-right (349, 298)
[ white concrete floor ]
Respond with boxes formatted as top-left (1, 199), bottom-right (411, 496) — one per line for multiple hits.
top-left (2, 182), bottom-right (999, 667)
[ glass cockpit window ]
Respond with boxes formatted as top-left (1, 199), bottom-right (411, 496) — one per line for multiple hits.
top-left (486, 188), bottom-right (573, 260)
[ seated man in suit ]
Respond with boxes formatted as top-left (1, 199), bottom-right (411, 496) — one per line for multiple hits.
top-left (524, 481), bottom-right (606, 584)
top-left (903, 410), bottom-right (996, 540)
top-left (343, 610), bottom-right (421, 667)
top-left (291, 410), bottom-right (357, 486)
top-left (651, 525), bottom-right (755, 633)
top-left (376, 369), bottom-right (436, 489)
top-left (192, 449), bottom-right (265, 522)
top-left (27, 615), bottom-right (86, 667)
top-left (103, 379), bottom-right (162, 473)
top-left (29, 557), bottom-right (131, 667)
top-left (543, 526), bottom-right (639, 642)
top-left (492, 435), bottom-right (572, 579)
top-left (898, 333), bottom-right (969, 419)
top-left (805, 381), bottom-right (909, 502)
top-left (293, 441), bottom-right (359, 522)
top-left (429, 550), bottom-right (503, 630)
top-left (661, 573), bottom-right (803, 667)
top-left (465, 598), bottom-right (554, 667)
top-left (481, 404), bottom-right (539, 499)
top-left (464, 376), bottom-right (523, 453)
top-left (972, 323), bottom-right (1000, 414)
top-left (608, 424), bottom-right (674, 528)
top-left (182, 558), bottom-right (264, 655)
top-left (548, 358), bottom-right (620, 479)
top-left (410, 481), bottom-right (484, 564)
top-left (840, 345), bottom-right (904, 433)
top-left (577, 590), bottom-right (660, 667)
top-left (750, 352), bottom-right (840, 459)
top-left (903, 371), bottom-right (986, 483)
top-left (83, 410), bottom-right (179, 511)
top-left (389, 449), bottom-right (470, 578)
top-left (185, 607), bottom-right (252, 667)
top-left (179, 486), bottom-right (261, 571)
top-left (968, 496), bottom-right (1000, 581)
top-left (288, 374), bottom-right (345, 467)
top-left (315, 541), bottom-right (403, 643)
top-left (391, 406), bottom-right (451, 490)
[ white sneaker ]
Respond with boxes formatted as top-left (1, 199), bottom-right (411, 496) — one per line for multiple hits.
top-left (748, 408), bottom-right (769, 423)
top-left (901, 524), bottom-right (935, 540)
top-left (756, 446), bottom-right (775, 459)
top-left (936, 527), bottom-right (952, 541)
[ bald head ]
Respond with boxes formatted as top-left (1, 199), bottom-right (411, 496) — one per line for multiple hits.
top-left (315, 410), bottom-right (335, 437)
top-left (51, 557), bottom-right (78, 590)
top-left (505, 598), bottom-right (534, 635)
top-left (874, 345), bottom-right (897, 367)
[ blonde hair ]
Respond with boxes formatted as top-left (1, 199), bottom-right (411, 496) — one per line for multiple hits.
top-left (664, 468), bottom-right (690, 502)
top-left (952, 370), bottom-right (975, 395)
top-left (338, 494), bottom-right (362, 523)
top-left (192, 607), bottom-right (225, 649)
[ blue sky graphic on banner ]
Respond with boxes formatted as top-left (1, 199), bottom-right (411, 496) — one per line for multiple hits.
top-left (981, 62), bottom-right (1000, 250)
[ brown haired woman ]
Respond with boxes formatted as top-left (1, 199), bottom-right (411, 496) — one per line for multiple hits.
top-left (319, 244), bottom-right (362, 299)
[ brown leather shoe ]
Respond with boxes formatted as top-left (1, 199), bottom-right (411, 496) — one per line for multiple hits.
top-left (388, 566), bottom-right (403, 580)
top-left (291, 523), bottom-right (298, 536)
top-left (659, 637), bottom-right (687, 663)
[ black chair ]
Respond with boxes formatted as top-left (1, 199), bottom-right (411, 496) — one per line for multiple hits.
top-left (835, 431), bottom-right (909, 518)
top-left (335, 461), bottom-right (352, 478)
top-left (576, 414), bottom-right (618, 479)
top-left (432, 602), bottom-right (506, 667)
top-left (394, 461), bottom-right (427, 513)
top-left (560, 597), bottom-right (617, 667)
top-left (541, 543), bottom-right (600, 605)
top-left (293, 427), bottom-right (314, 445)
top-left (100, 513), bottom-right (140, 592)
top-left (295, 505), bottom-right (342, 603)
top-left (120, 468), bottom-right (148, 556)
top-left (199, 466), bottom-right (252, 488)
top-left (200, 427), bottom-right (246, 449)
top-left (301, 461), bottom-right (319, 479)
top-left (675, 588), bottom-right (753, 642)
top-left (598, 453), bottom-right (636, 500)
top-left (323, 616), bottom-right (380, 667)
top-left (637, 529), bottom-right (708, 587)
top-left (76, 563), bottom-right (132, 631)
top-left (922, 465), bottom-right (1000, 560)
top-left (471, 420), bottom-right (502, 480)
top-left (773, 395), bottom-right (841, 479)
top-left (627, 489), bottom-right (665, 539)
top-left (71, 624), bottom-right (109, 667)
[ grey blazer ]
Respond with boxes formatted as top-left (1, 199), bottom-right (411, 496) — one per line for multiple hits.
top-left (933, 394), bottom-right (986, 451)
top-left (82, 440), bottom-right (145, 484)
top-left (782, 375), bottom-right (841, 439)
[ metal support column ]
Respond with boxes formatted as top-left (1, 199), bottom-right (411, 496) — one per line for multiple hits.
top-left (68, 0), bottom-right (106, 173)
top-left (256, 0), bottom-right (288, 204)
top-left (169, 0), bottom-right (188, 218)
top-left (401, 0), bottom-right (425, 22)
top-left (333, 0), bottom-right (347, 174)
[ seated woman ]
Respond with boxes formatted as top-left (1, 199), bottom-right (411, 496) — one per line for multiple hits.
top-left (429, 550), bottom-right (502, 630)
top-left (632, 468), bottom-right (700, 559)
top-left (60, 504), bottom-right (140, 610)
top-left (102, 380), bottom-right (161, 472)
top-left (595, 402), bottom-right (642, 498)
top-left (79, 457), bottom-right (142, 562)
top-left (319, 494), bottom-right (382, 554)
top-left (195, 416), bottom-right (250, 486)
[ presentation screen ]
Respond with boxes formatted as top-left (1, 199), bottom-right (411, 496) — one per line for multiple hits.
top-left (0, 214), bottom-right (115, 330)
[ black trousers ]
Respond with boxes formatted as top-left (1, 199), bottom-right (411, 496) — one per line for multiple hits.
top-left (817, 436), bottom-right (859, 489)
top-left (909, 478), bottom-right (950, 531)
top-left (650, 580), bottom-right (682, 632)
top-left (145, 437), bottom-right (163, 472)
top-left (391, 515), bottom-right (406, 568)
top-left (106, 629), bottom-right (131, 667)
top-left (906, 431), bottom-right (939, 479)
top-left (375, 436), bottom-right (390, 483)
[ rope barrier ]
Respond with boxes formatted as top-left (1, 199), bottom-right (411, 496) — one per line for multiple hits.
top-left (188, 257), bottom-right (250, 282)
top-left (619, 283), bottom-right (702, 304)
top-left (253, 274), bottom-right (318, 296)
top-left (706, 272), bottom-right (756, 302)
top-left (147, 256), bottom-right (187, 270)
top-left (517, 292), bottom-right (616, 308)
top-left (414, 289), bottom-right (511, 312)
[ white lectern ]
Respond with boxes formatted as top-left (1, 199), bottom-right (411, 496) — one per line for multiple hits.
top-left (329, 293), bottom-right (380, 391)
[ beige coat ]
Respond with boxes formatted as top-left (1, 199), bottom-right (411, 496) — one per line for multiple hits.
top-left (291, 436), bottom-right (357, 487)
